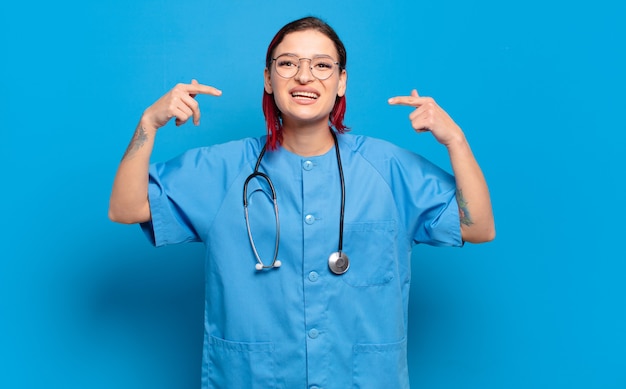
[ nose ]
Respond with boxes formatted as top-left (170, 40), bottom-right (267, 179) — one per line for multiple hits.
top-left (294, 58), bottom-right (314, 83)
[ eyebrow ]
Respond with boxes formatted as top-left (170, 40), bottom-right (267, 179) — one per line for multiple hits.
top-left (275, 52), bottom-right (337, 60)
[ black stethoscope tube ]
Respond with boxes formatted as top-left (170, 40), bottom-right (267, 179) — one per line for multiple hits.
top-left (243, 129), bottom-right (348, 274)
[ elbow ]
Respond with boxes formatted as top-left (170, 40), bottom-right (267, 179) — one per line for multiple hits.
top-left (482, 226), bottom-right (496, 243)
top-left (462, 223), bottom-right (496, 244)
top-left (108, 202), bottom-right (150, 225)
top-left (479, 222), bottom-right (496, 242)
top-left (108, 207), bottom-right (132, 224)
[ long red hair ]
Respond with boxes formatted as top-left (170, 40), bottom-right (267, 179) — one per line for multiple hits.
top-left (262, 17), bottom-right (348, 150)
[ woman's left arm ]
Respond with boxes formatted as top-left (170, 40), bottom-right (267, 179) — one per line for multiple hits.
top-left (389, 90), bottom-right (495, 243)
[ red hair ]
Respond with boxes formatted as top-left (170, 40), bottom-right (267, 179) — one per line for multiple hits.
top-left (262, 17), bottom-right (348, 150)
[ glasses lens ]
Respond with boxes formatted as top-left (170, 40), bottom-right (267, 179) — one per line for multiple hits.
top-left (311, 57), bottom-right (336, 80)
top-left (274, 55), bottom-right (299, 79)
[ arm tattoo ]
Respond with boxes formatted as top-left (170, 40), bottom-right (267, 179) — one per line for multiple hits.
top-left (122, 126), bottom-right (148, 160)
top-left (456, 189), bottom-right (474, 227)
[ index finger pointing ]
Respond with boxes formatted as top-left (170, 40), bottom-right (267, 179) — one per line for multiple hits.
top-left (188, 83), bottom-right (223, 97)
top-left (387, 95), bottom-right (428, 107)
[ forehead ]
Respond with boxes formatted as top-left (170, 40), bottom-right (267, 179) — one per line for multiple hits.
top-left (275, 30), bottom-right (338, 58)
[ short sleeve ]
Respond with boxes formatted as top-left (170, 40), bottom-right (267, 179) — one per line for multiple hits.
top-left (395, 151), bottom-right (462, 247)
top-left (138, 138), bottom-right (263, 248)
top-left (140, 157), bottom-right (203, 247)
top-left (353, 136), bottom-right (463, 248)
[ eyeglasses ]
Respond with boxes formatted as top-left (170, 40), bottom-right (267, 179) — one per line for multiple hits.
top-left (272, 54), bottom-right (340, 80)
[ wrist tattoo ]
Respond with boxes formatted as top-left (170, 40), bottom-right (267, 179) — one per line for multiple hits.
top-left (456, 189), bottom-right (474, 227)
top-left (122, 125), bottom-right (148, 160)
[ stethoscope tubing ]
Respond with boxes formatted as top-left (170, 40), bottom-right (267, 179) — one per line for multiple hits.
top-left (243, 129), bottom-right (346, 272)
top-left (243, 167), bottom-right (281, 270)
top-left (333, 133), bottom-right (345, 254)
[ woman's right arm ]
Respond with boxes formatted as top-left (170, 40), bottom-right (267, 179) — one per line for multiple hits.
top-left (108, 80), bottom-right (222, 224)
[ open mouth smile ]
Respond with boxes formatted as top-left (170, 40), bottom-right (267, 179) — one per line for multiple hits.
top-left (291, 91), bottom-right (319, 100)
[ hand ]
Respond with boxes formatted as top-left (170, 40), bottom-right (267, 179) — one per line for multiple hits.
top-left (388, 89), bottom-right (464, 147)
top-left (141, 79), bottom-right (222, 132)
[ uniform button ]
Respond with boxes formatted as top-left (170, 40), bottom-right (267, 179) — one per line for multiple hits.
top-left (304, 214), bottom-right (315, 224)
top-left (302, 160), bottom-right (314, 171)
top-left (308, 328), bottom-right (319, 339)
top-left (308, 271), bottom-right (319, 282)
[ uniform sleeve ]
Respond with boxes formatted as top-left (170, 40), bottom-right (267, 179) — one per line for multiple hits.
top-left (140, 154), bottom-right (204, 247)
top-left (392, 149), bottom-right (462, 247)
top-left (139, 138), bottom-right (262, 248)
top-left (355, 136), bottom-right (463, 248)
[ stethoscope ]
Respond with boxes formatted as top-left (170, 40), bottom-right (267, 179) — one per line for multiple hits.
top-left (243, 130), bottom-right (349, 275)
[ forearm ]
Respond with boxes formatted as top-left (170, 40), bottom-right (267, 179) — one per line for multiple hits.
top-left (107, 80), bottom-right (221, 224)
top-left (108, 120), bottom-right (157, 224)
top-left (447, 136), bottom-right (495, 243)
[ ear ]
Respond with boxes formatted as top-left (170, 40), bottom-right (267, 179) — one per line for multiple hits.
top-left (264, 68), bottom-right (273, 94)
top-left (337, 69), bottom-right (347, 97)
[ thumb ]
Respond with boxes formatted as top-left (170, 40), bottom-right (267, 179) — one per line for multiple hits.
top-left (190, 79), bottom-right (199, 98)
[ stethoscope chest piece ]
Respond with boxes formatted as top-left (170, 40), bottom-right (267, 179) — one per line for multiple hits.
top-left (328, 251), bottom-right (350, 275)
top-left (246, 129), bottom-right (349, 273)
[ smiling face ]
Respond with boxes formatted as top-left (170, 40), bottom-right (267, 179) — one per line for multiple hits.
top-left (264, 29), bottom-right (347, 132)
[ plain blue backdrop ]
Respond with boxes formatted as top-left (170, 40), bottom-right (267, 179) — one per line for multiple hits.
top-left (1, 0), bottom-right (625, 388)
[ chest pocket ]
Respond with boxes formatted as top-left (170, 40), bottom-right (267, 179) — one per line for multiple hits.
top-left (340, 220), bottom-right (397, 287)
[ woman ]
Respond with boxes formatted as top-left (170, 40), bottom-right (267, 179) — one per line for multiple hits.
top-left (110, 16), bottom-right (494, 389)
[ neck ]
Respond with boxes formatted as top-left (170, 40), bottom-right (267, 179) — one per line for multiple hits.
top-left (281, 121), bottom-right (334, 157)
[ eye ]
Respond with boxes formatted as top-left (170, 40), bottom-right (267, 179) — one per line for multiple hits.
top-left (312, 57), bottom-right (335, 70)
top-left (278, 60), bottom-right (296, 67)
top-left (315, 62), bottom-right (332, 69)
top-left (276, 55), bottom-right (299, 68)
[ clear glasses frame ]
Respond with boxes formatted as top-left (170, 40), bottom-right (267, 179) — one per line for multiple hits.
top-left (272, 54), bottom-right (340, 80)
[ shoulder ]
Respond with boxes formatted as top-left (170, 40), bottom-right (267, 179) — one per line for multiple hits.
top-left (338, 132), bottom-right (452, 183)
top-left (166, 136), bottom-right (265, 168)
top-left (339, 133), bottom-right (422, 164)
top-left (198, 136), bottom-right (265, 158)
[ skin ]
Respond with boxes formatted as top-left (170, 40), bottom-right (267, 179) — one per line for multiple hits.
top-left (109, 29), bottom-right (495, 243)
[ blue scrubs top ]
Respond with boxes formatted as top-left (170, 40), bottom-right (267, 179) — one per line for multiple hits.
top-left (141, 133), bottom-right (462, 389)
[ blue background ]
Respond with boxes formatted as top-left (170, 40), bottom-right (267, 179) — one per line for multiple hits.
top-left (1, 0), bottom-right (625, 388)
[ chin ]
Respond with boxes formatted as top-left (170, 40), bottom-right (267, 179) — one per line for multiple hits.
top-left (283, 112), bottom-right (329, 126)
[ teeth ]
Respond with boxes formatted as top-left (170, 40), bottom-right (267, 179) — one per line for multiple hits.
top-left (292, 92), bottom-right (318, 99)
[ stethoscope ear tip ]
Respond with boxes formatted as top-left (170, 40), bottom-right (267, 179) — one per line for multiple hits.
top-left (248, 130), bottom-right (346, 275)
top-left (255, 261), bottom-right (281, 270)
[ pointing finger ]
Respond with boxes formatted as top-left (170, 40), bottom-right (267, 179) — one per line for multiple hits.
top-left (388, 89), bottom-right (428, 107)
top-left (388, 95), bottom-right (430, 107)
top-left (185, 80), bottom-right (221, 125)
top-left (187, 81), bottom-right (223, 97)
